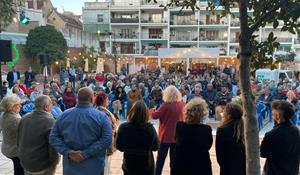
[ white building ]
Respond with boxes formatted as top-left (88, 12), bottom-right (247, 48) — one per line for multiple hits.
top-left (82, 0), bottom-right (299, 72)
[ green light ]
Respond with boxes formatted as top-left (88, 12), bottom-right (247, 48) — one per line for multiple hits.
top-left (7, 44), bottom-right (20, 68)
top-left (21, 17), bottom-right (30, 24)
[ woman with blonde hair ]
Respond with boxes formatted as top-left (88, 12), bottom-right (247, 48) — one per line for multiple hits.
top-left (116, 101), bottom-right (159, 175)
top-left (172, 98), bottom-right (212, 175)
top-left (149, 85), bottom-right (185, 175)
top-left (216, 103), bottom-right (245, 175)
top-left (0, 94), bottom-right (24, 175)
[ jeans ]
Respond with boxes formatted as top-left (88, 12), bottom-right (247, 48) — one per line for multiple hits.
top-left (11, 157), bottom-right (24, 175)
top-left (155, 143), bottom-right (176, 175)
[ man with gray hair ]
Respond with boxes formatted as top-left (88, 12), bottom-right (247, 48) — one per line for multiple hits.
top-left (50, 87), bottom-right (112, 175)
top-left (18, 95), bottom-right (59, 175)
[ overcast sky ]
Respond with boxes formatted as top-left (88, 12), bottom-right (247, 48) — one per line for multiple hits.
top-left (51, 0), bottom-right (85, 15)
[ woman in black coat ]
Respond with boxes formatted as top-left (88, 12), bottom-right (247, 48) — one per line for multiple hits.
top-left (172, 98), bottom-right (213, 175)
top-left (216, 103), bottom-right (246, 175)
top-left (116, 101), bottom-right (159, 175)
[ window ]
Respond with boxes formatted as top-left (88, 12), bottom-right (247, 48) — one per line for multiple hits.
top-left (27, 0), bottom-right (33, 8)
top-left (97, 14), bottom-right (104, 23)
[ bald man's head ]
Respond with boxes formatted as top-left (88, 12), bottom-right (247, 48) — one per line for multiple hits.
top-left (77, 87), bottom-right (94, 104)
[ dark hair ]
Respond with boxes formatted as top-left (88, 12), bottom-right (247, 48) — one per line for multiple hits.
top-left (222, 103), bottom-right (244, 143)
top-left (271, 100), bottom-right (295, 120)
top-left (94, 91), bottom-right (108, 106)
top-left (127, 100), bottom-right (149, 125)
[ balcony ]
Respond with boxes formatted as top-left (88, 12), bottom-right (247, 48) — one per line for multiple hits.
top-left (141, 0), bottom-right (166, 5)
top-left (140, 18), bottom-right (167, 23)
top-left (262, 37), bottom-right (293, 43)
top-left (170, 35), bottom-right (198, 41)
top-left (199, 20), bottom-right (228, 25)
top-left (111, 18), bottom-right (139, 23)
top-left (112, 47), bottom-right (139, 54)
top-left (231, 20), bottom-right (240, 27)
top-left (141, 32), bottom-right (168, 39)
top-left (230, 38), bottom-right (239, 43)
top-left (170, 20), bottom-right (197, 25)
top-left (111, 32), bottom-right (139, 39)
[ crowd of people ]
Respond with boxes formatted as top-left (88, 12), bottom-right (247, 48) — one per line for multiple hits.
top-left (0, 64), bottom-right (299, 175)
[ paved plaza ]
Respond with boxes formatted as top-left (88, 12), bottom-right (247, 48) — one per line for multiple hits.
top-left (0, 119), bottom-right (274, 175)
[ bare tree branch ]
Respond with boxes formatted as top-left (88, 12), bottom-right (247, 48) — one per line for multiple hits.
top-left (249, 3), bottom-right (280, 33)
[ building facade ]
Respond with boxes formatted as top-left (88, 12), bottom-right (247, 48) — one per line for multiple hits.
top-left (82, 0), bottom-right (300, 72)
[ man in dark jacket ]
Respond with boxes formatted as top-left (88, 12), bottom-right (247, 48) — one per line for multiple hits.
top-left (18, 95), bottom-right (59, 175)
top-left (215, 84), bottom-right (233, 120)
top-left (6, 67), bottom-right (20, 88)
top-left (261, 100), bottom-right (300, 175)
top-left (203, 83), bottom-right (217, 118)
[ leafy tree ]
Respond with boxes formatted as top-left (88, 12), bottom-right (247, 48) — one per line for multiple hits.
top-left (25, 26), bottom-right (67, 63)
top-left (157, 0), bottom-right (300, 174)
top-left (0, 0), bottom-right (24, 32)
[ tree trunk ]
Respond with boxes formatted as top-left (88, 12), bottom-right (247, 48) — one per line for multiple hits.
top-left (239, 0), bottom-right (261, 175)
top-left (114, 60), bottom-right (117, 74)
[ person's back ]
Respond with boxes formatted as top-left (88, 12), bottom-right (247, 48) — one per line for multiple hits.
top-left (261, 100), bottom-right (300, 175)
top-left (116, 122), bottom-right (159, 175)
top-left (216, 122), bottom-right (246, 175)
top-left (18, 96), bottom-right (59, 174)
top-left (18, 111), bottom-right (57, 172)
top-left (173, 122), bottom-right (212, 175)
top-left (49, 87), bottom-right (112, 175)
top-left (261, 121), bottom-right (300, 175)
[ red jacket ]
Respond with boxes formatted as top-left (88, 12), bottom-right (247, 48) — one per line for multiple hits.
top-left (150, 101), bottom-right (185, 143)
top-left (18, 84), bottom-right (28, 96)
top-left (63, 92), bottom-right (76, 108)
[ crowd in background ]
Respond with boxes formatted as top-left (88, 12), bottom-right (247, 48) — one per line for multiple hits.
top-left (0, 64), bottom-right (299, 175)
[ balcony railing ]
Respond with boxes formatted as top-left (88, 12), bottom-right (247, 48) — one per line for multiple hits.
top-left (262, 37), bottom-right (293, 43)
top-left (231, 21), bottom-right (240, 27)
top-left (141, 32), bottom-right (168, 39)
top-left (111, 18), bottom-right (139, 23)
top-left (112, 48), bottom-right (140, 54)
top-left (170, 35), bottom-right (198, 41)
top-left (141, 0), bottom-right (167, 5)
top-left (170, 20), bottom-right (197, 25)
top-left (111, 32), bottom-right (139, 39)
top-left (140, 18), bottom-right (167, 23)
top-left (230, 38), bottom-right (239, 43)
top-left (199, 36), bottom-right (228, 41)
top-left (199, 20), bottom-right (228, 25)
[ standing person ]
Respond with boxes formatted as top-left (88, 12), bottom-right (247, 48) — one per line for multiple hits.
top-left (68, 65), bottom-right (76, 88)
top-left (18, 95), bottom-right (59, 175)
top-left (0, 95), bottom-right (24, 175)
top-left (112, 86), bottom-right (127, 119)
top-left (116, 101), bottom-right (159, 175)
top-left (49, 87), bottom-right (112, 175)
top-left (261, 100), bottom-right (300, 175)
top-left (24, 67), bottom-right (35, 88)
top-left (216, 103), bottom-right (246, 175)
top-left (172, 98), bottom-right (213, 175)
top-left (59, 68), bottom-right (69, 86)
top-left (62, 87), bottom-right (76, 109)
top-left (121, 64), bottom-right (127, 75)
top-left (149, 85), bottom-right (185, 175)
top-left (94, 92), bottom-right (118, 175)
top-left (77, 67), bottom-right (84, 82)
top-left (215, 84), bottom-right (233, 121)
top-left (7, 67), bottom-right (20, 88)
top-left (127, 84), bottom-right (142, 112)
top-left (203, 83), bottom-right (217, 118)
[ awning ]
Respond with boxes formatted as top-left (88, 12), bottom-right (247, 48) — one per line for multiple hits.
top-left (158, 48), bottom-right (219, 58)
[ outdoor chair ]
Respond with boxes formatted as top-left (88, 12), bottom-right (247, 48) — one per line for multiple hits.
top-left (256, 102), bottom-right (266, 130)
